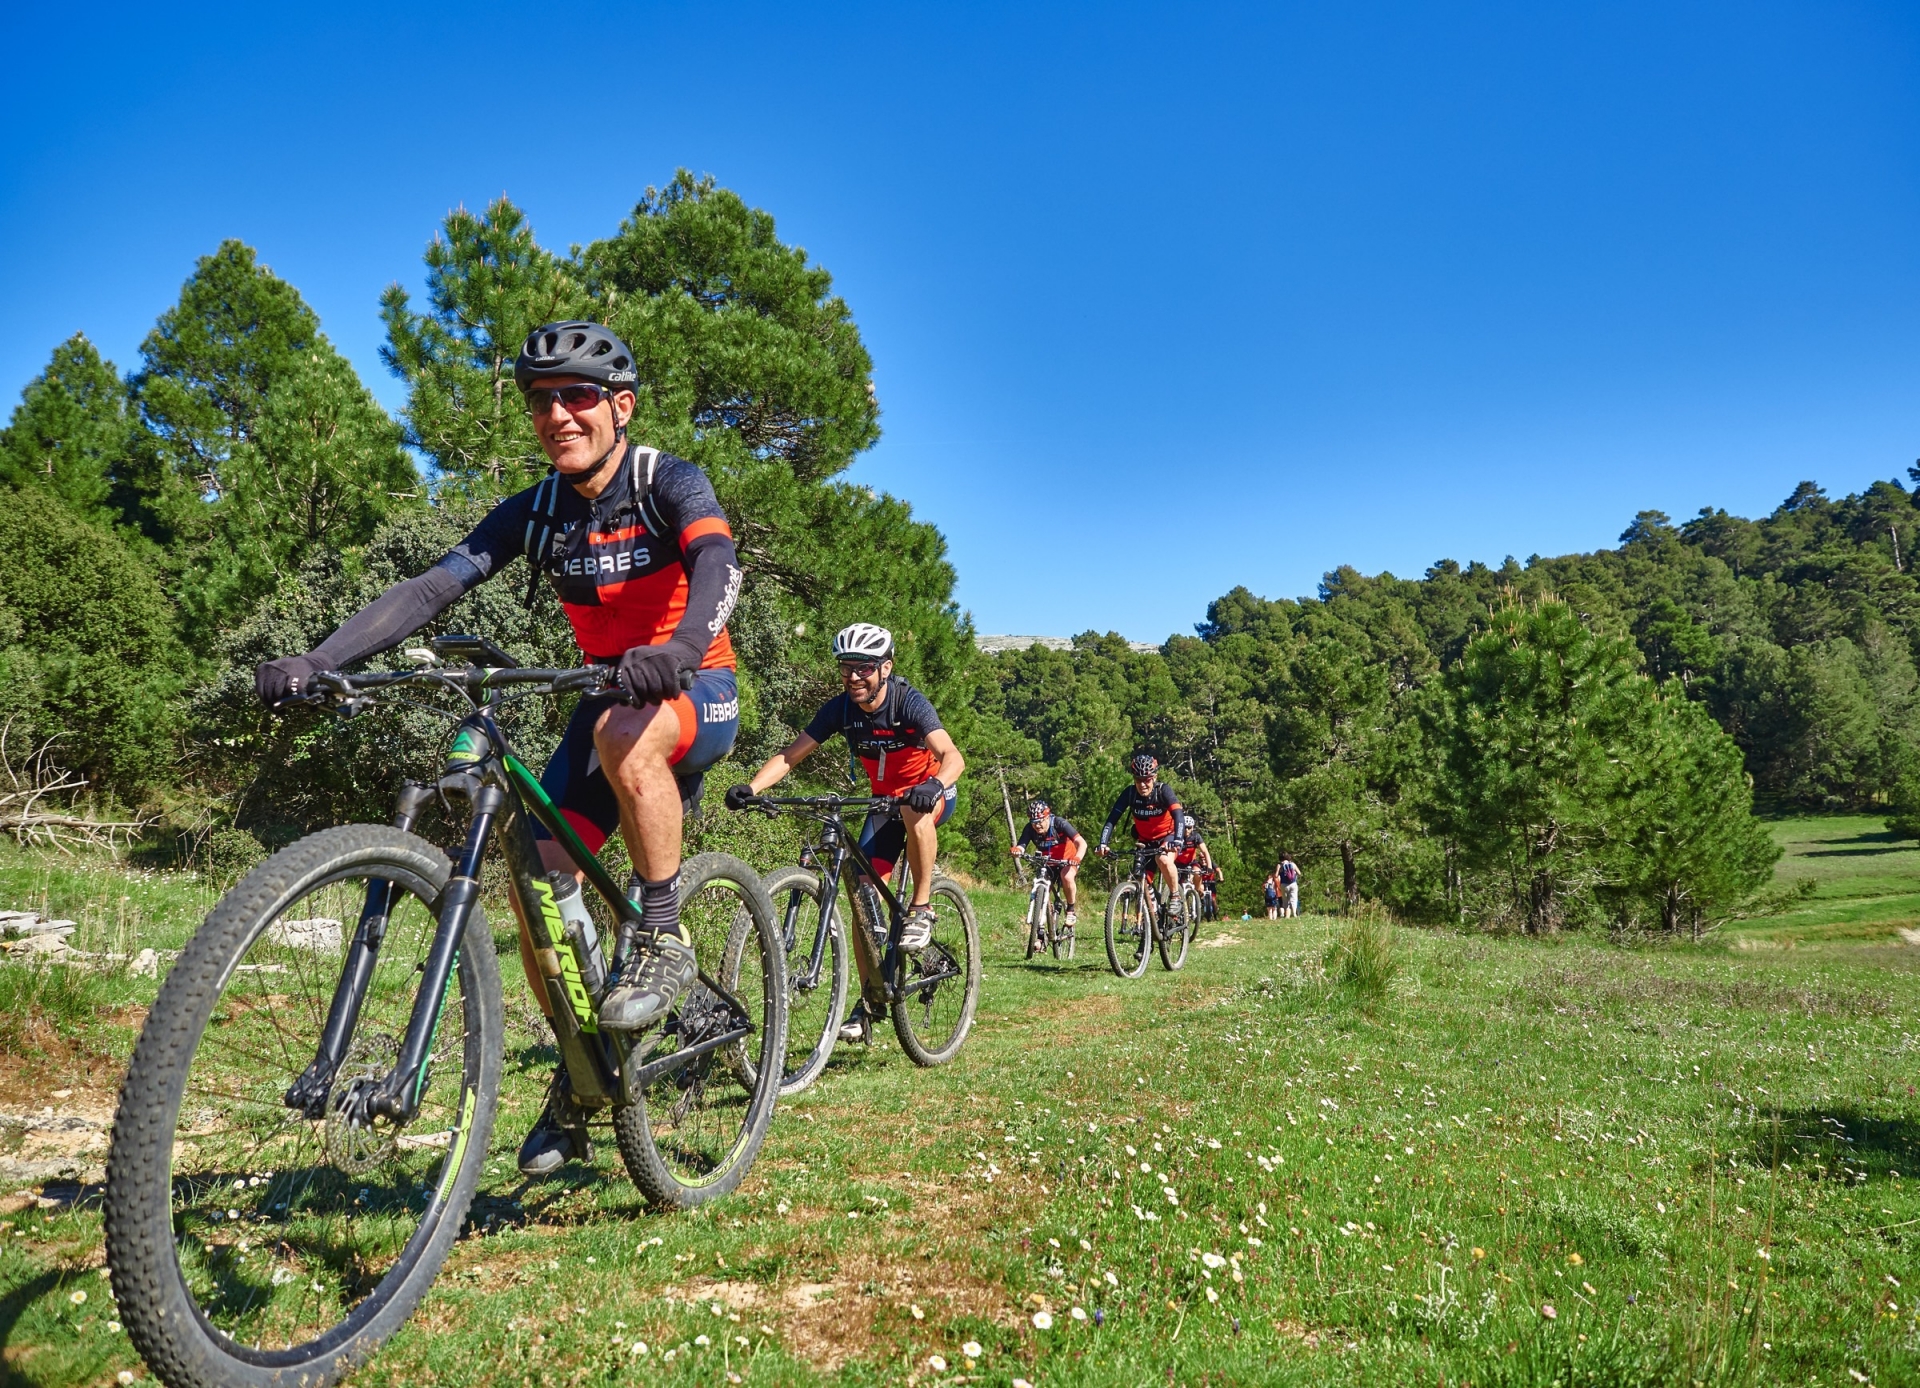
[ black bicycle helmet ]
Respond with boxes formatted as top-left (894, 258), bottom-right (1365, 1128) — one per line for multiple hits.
top-left (1129, 752), bottom-right (1158, 778)
top-left (513, 321), bottom-right (638, 390)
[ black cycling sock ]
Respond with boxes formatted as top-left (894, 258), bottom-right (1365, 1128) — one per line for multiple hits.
top-left (637, 872), bottom-right (684, 944)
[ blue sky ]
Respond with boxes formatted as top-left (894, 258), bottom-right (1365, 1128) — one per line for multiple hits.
top-left (3, 2), bottom-right (1917, 642)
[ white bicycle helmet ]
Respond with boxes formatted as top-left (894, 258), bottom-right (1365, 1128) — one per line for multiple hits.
top-left (832, 622), bottom-right (894, 662)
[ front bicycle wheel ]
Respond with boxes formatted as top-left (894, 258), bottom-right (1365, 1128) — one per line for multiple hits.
top-left (760, 865), bottom-right (847, 1096)
top-left (891, 875), bottom-right (980, 1066)
top-left (1105, 880), bottom-right (1151, 979)
top-left (105, 826), bottom-right (502, 1388)
top-left (1024, 881), bottom-right (1046, 960)
top-left (613, 853), bottom-right (785, 1210)
top-left (1160, 888), bottom-right (1192, 971)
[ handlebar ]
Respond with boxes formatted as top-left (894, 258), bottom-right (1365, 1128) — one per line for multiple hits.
top-left (293, 661), bottom-right (639, 709)
top-left (736, 792), bottom-right (901, 820)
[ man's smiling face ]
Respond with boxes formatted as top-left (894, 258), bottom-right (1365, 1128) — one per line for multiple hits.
top-left (528, 375), bottom-right (635, 476)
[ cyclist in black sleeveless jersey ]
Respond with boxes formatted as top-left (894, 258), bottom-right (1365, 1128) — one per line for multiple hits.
top-left (1097, 752), bottom-right (1187, 924)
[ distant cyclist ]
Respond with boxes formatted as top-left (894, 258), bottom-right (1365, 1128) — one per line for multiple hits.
top-left (1173, 812), bottom-right (1214, 879)
top-left (730, 623), bottom-right (965, 1038)
top-left (1013, 798), bottom-right (1087, 926)
top-left (1096, 752), bottom-right (1186, 925)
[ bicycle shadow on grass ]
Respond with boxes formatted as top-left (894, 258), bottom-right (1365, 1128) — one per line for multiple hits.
top-left (0, 1268), bottom-right (65, 1386)
top-left (1741, 1104), bottom-right (1920, 1182)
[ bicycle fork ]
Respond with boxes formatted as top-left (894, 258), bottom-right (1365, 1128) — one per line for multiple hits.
top-left (282, 779), bottom-right (484, 1127)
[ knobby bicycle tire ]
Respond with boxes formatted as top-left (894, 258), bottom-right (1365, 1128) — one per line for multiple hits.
top-left (759, 864), bottom-right (848, 1096)
top-left (891, 875), bottom-right (980, 1066)
top-left (1024, 879), bottom-right (1047, 960)
top-left (105, 826), bottom-right (502, 1388)
top-left (1104, 880), bottom-right (1152, 979)
top-left (613, 853), bottom-right (786, 1210)
top-left (1160, 888), bottom-right (1192, 971)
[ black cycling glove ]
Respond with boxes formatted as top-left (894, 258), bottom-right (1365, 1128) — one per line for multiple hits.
top-left (723, 783), bottom-right (755, 812)
top-left (616, 639), bottom-right (702, 706)
top-left (904, 778), bottom-right (946, 814)
top-left (256, 654), bottom-right (325, 707)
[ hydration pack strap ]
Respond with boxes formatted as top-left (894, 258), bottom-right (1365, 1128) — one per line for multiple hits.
top-left (520, 447), bottom-right (662, 610)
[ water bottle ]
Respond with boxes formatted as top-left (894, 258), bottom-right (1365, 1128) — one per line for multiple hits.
top-left (546, 871), bottom-right (607, 999)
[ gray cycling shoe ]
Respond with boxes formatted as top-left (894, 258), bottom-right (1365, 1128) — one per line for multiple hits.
top-left (517, 1068), bottom-right (592, 1177)
top-left (598, 929), bottom-right (697, 1032)
top-left (899, 905), bottom-right (937, 950)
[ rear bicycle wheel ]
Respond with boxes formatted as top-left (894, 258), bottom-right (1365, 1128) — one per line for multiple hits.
top-left (613, 853), bottom-right (786, 1210)
top-left (759, 865), bottom-right (847, 1097)
top-left (104, 826), bottom-right (501, 1388)
top-left (1105, 880), bottom-right (1151, 979)
top-left (891, 875), bottom-right (980, 1066)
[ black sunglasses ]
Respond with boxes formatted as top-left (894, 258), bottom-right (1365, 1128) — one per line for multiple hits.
top-left (839, 660), bottom-right (885, 678)
top-left (524, 382), bottom-right (613, 415)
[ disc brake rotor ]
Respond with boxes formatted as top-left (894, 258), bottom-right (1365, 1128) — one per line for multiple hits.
top-left (324, 1034), bottom-right (400, 1175)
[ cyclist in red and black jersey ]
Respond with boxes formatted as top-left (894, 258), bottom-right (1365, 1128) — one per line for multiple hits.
top-left (255, 321), bottom-right (741, 1176)
top-left (1097, 752), bottom-right (1188, 924)
top-left (1013, 798), bottom-right (1088, 924)
top-left (1173, 812), bottom-right (1214, 876)
top-left (730, 624), bottom-right (965, 1036)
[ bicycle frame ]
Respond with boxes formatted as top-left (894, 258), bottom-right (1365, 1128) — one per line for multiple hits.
top-left (282, 665), bottom-right (754, 1132)
top-left (762, 797), bottom-right (961, 1004)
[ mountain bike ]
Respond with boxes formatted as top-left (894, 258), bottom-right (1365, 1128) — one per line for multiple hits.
top-left (1103, 843), bottom-right (1189, 977)
top-left (104, 636), bottom-right (787, 1388)
top-left (1195, 867), bottom-right (1221, 923)
top-left (1014, 849), bottom-right (1075, 960)
top-left (741, 793), bottom-right (980, 1067)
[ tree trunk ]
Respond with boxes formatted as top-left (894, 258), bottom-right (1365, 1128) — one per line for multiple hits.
top-left (1340, 839), bottom-right (1359, 909)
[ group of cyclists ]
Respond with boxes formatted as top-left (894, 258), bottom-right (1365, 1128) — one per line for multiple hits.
top-left (1011, 754), bottom-right (1220, 930)
top-left (253, 317), bottom-right (1233, 1179)
top-left (255, 320), bottom-right (981, 1176)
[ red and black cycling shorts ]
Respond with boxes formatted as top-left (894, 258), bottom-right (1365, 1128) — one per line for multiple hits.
top-left (533, 668), bottom-right (740, 853)
top-left (858, 784), bottom-right (957, 881)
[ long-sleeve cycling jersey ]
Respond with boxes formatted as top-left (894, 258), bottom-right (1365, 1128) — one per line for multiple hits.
top-left (1017, 814), bottom-right (1083, 861)
top-left (1101, 781), bottom-right (1182, 848)
top-left (306, 446), bottom-right (741, 671)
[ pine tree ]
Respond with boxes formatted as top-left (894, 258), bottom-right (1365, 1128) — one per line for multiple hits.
top-left (128, 240), bottom-right (415, 650)
top-left (379, 200), bottom-right (583, 496)
top-left (0, 334), bottom-right (131, 524)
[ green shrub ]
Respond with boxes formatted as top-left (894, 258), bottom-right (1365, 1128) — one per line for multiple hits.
top-left (203, 827), bottom-right (266, 887)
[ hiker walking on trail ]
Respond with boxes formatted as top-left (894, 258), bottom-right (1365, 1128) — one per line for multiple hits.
top-left (1279, 854), bottom-right (1300, 917)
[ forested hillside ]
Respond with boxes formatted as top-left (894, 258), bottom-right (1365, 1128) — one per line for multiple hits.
top-left (1, 171), bottom-right (1912, 935)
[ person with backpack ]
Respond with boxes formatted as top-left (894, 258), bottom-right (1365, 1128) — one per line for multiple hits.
top-left (1279, 854), bottom-right (1301, 917)
top-left (1263, 867), bottom-right (1281, 920)
top-left (254, 321), bottom-right (743, 1177)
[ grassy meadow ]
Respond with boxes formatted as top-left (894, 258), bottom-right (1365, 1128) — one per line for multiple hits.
top-left (2, 823), bottom-right (1919, 1386)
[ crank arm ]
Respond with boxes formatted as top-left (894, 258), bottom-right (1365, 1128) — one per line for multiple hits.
top-left (621, 1026), bottom-right (751, 1091)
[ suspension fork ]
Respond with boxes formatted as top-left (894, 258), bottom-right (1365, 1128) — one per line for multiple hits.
top-left (366, 783), bottom-right (503, 1125)
top-left (283, 782), bottom-right (434, 1118)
